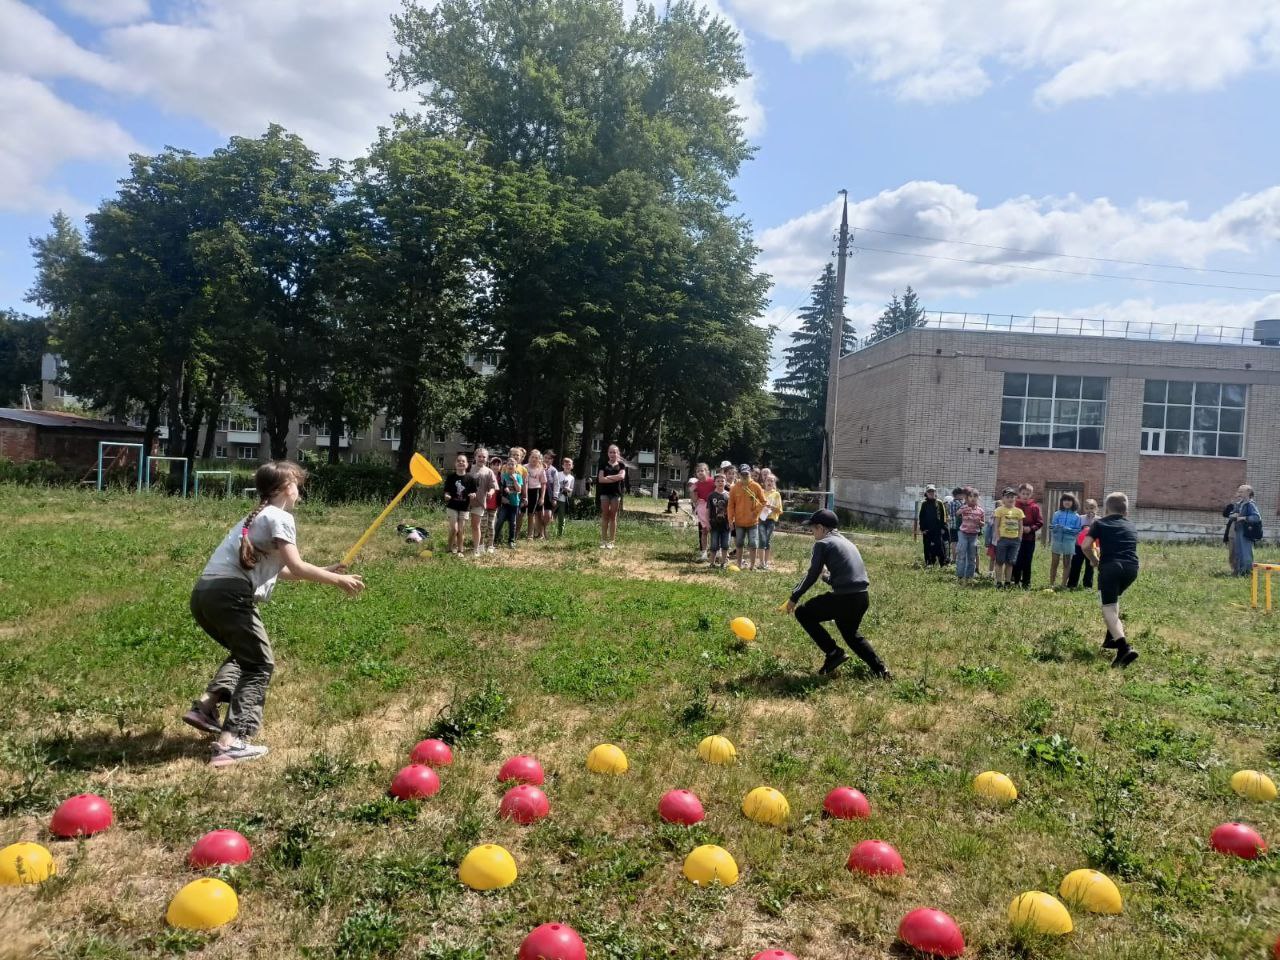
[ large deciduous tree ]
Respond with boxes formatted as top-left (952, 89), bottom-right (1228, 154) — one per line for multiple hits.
top-left (0, 311), bottom-right (48, 407)
top-left (391, 0), bottom-right (770, 468)
top-left (342, 124), bottom-right (489, 472)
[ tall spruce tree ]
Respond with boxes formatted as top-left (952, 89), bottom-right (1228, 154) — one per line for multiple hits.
top-left (769, 264), bottom-right (847, 487)
top-left (868, 285), bottom-right (927, 343)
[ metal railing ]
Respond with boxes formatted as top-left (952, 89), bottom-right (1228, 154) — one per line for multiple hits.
top-left (848, 311), bottom-right (1256, 353)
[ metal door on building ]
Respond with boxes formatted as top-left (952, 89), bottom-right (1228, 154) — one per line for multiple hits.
top-left (1042, 481), bottom-right (1085, 543)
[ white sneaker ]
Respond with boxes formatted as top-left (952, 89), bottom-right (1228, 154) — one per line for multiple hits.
top-left (210, 738), bottom-right (269, 768)
top-left (698, 551), bottom-right (708, 561)
top-left (600, 542), bottom-right (608, 549)
top-left (487, 546), bottom-right (495, 554)
top-left (607, 542), bottom-right (616, 550)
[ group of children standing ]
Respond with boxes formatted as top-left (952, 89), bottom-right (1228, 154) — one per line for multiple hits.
top-left (923, 482), bottom-right (1140, 666)
top-left (925, 483), bottom-right (1103, 591)
top-left (442, 446), bottom-right (578, 555)
top-left (687, 461), bottom-right (784, 570)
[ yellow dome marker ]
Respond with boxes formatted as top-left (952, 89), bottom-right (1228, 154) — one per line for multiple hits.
top-left (697, 735), bottom-right (737, 765)
top-left (0, 842), bottom-right (56, 886)
top-left (741, 786), bottom-right (791, 827)
top-left (1009, 891), bottom-right (1072, 935)
top-left (1230, 769), bottom-right (1277, 801)
top-left (166, 878), bottom-right (239, 930)
top-left (972, 771), bottom-right (1018, 803)
top-left (1059, 869), bottom-right (1122, 914)
top-left (586, 743), bottom-right (629, 774)
top-left (682, 845), bottom-right (738, 886)
top-left (458, 844), bottom-right (517, 890)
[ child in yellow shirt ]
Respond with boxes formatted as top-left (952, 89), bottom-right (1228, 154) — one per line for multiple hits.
top-left (992, 487), bottom-right (1025, 588)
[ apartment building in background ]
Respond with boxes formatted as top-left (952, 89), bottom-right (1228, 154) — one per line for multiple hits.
top-left (830, 315), bottom-right (1280, 537)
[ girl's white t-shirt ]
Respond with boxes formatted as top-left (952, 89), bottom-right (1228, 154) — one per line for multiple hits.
top-left (200, 504), bottom-right (298, 603)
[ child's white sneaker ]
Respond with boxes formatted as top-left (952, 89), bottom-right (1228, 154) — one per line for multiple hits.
top-left (210, 738), bottom-right (269, 768)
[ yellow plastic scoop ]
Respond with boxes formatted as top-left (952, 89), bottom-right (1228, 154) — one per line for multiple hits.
top-left (342, 453), bottom-right (442, 566)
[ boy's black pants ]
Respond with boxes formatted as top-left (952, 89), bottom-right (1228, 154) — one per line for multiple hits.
top-left (795, 591), bottom-right (886, 674)
top-left (921, 528), bottom-right (947, 566)
top-left (1067, 544), bottom-right (1094, 589)
top-left (1013, 538), bottom-right (1036, 587)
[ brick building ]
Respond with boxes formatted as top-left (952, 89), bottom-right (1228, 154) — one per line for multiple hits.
top-left (830, 317), bottom-right (1280, 538)
top-left (0, 408), bottom-right (150, 477)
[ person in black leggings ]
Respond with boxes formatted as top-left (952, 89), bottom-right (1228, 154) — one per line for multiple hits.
top-left (1082, 491), bottom-right (1140, 669)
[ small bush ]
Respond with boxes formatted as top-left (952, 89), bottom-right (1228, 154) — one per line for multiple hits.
top-left (283, 751), bottom-right (360, 793)
top-left (954, 663), bottom-right (1012, 692)
top-left (305, 460), bottom-right (438, 503)
top-left (1017, 696), bottom-right (1055, 734)
top-left (1020, 734), bottom-right (1088, 774)
top-left (0, 457), bottom-right (73, 486)
top-left (422, 679), bottom-right (510, 747)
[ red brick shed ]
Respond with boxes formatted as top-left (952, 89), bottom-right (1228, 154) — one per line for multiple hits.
top-left (0, 408), bottom-right (151, 477)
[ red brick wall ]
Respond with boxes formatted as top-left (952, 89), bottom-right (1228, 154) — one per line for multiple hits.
top-left (995, 449), bottom-right (1107, 504)
top-left (0, 423), bottom-right (36, 462)
top-left (1137, 455), bottom-right (1245, 510)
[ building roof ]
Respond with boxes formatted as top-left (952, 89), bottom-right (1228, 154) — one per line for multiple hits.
top-left (0, 408), bottom-right (147, 433)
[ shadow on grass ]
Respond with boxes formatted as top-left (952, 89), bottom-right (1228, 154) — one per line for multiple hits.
top-left (36, 727), bottom-right (197, 771)
top-left (713, 668), bottom-right (831, 699)
top-left (652, 551), bottom-right (702, 565)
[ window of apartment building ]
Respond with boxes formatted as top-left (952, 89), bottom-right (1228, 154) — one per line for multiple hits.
top-left (1141, 380), bottom-right (1245, 458)
top-left (350, 452), bottom-right (362, 464)
top-left (220, 412), bottom-right (260, 433)
top-left (434, 431), bottom-right (446, 443)
top-left (381, 426), bottom-right (400, 441)
top-left (1000, 374), bottom-right (1107, 451)
top-left (214, 445), bottom-right (228, 460)
top-left (591, 437), bottom-right (602, 453)
top-left (237, 445), bottom-right (259, 460)
top-left (298, 422), bottom-right (311, 437)
top-left (640, 466), bottom-right (655, 481)
top-left (668, 466), bottom-right (683, 482)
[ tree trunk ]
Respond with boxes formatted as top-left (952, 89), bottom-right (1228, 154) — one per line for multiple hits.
top-left (183, 391), bottom-right (205, 463)
top-left (328, 411), bottom-right (343, 464)
top-left (165, 357), bottom-right (186, 458)
top-left (143, 392), bottom-right (162, 465)
top-left (395, 379), bottom-right (419, 474)
top-left (576, 390), bottom-right (595, 496)
top-left (201, 378), bottom-right (223, 461)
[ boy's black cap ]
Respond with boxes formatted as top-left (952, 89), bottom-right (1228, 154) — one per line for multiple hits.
top-left (805, 508), bottom-right (839, 529)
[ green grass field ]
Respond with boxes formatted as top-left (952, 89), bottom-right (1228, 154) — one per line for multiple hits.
top-left (1, 484), bottom-right (1278, 959)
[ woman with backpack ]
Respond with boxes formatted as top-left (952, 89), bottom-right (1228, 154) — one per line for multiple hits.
top-left (1224, 484), bottom-right (1263, 577)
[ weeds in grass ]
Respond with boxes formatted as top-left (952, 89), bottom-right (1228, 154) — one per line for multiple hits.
top-left (346, 796), bottom-right (419, 826)
top-left (1016, 696), bottom-right (1055, 733)
top-left (953, 662), bottom-right (1012, 692)
top-left (0, 736), bottom-right (59, 815)
top-left (1028, 626), bottom-right (1093, 663)
top-left (284, 750), bottom-right (361, 792)
top-left (422, 679), bottom-right (510, 746)
top-left (1019, 734), bottom-right (1088, 774)
top-left (1084, 768), bottom-right (1144, 878)
top-left (333, 901), bottom-right (406, 959)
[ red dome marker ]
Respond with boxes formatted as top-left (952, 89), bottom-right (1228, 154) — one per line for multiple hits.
top-left (847, 839), bottom-right (905, 876)
top-left (824, 786), bottom-right (871, 819)
top-left (50, 794), bottom-right (113, 838)
top-left (389, 764), bottom-right (441, 800)
top-left (498, 755), bottom-right (545, 786)
top-left (409, 738), bottom-right (453, 768)
top-left (1210, 822), bottom-right (1267, 859)
top-left (500, 785), bottom-right (550, 825)
top-left (898, 908), bottom-right (965, 958)
top-left (518, 923), bottom-right (586, 960)
top-left (188, 830), bottom-right (252, 868)
top-left (658, 789), bottom-right (706, 826)
top-left (751, 952), bottom-right (798, 960)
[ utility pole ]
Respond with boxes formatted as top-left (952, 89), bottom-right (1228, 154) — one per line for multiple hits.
top-left (653, 412), bottom-right (662, 498)
top-left (821, 190), bottom-right (850, 509)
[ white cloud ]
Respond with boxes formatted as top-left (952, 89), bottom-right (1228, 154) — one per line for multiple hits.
top-left (0, 73), bottom-right (142, 213)
top-left (103, 0), bottom-right (419, 161)
top-left (0, 0), bottom-right (129, 87)
top-left (725, 0), bottom-right (1280, 105)
top-left (1037, 294), bottom-right (1280, 339)
top-left (758, 182), bottom-right (1280, 298)
top-left (59, 0), bottom-right (150, 26)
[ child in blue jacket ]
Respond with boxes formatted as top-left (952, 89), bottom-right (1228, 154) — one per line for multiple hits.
top-left (1048, 492), bottom-right (1084, 588)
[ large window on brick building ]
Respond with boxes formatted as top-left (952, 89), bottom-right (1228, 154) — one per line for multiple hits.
top-left (1141, 380), bottom-right (1245, 458)
top-left (1000, 374), bottom-right (1107, 451)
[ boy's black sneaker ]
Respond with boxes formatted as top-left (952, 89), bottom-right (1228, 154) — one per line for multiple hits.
top-left (819, 650), bottom-right (850, 676)
top-left (1102, 633), bottom-right (1119, 650)
top-left (1111, 646), bottom-right (1138, 669)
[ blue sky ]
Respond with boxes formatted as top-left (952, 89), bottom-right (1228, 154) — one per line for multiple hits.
top-left (5, 0), bottom-right (1280, 375)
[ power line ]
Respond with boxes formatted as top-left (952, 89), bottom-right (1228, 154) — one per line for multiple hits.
top-left (851, 225), bottom-right (1280, 281)
top-left (852, 244), bottom-right (1280, 294)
